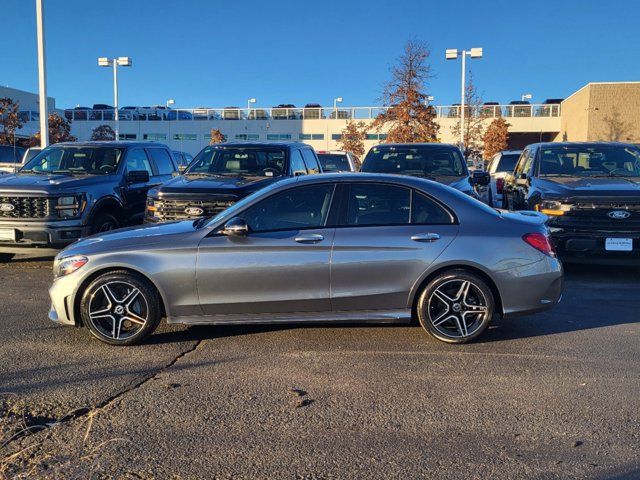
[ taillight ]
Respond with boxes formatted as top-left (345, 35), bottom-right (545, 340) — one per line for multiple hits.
top-left (523, 233), bottom-right (556, 257)
top-left (496, 178), bottom-right (505, 194)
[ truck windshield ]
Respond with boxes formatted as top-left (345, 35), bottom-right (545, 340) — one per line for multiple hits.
top-left (539, 145), bottom-right (640, 178)
top-left (21, 146), bottom-right (124, 175)
top-left (187, 147), bottom-right (287, 177)
top-left (361, 146), bottom-right (466, 177)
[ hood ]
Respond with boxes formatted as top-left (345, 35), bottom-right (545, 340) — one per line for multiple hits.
top-left (0, 172), bottom-right (117, 194)
top-left (153, 174), bottom-right (280, 198)
top-left (59, 220), bottom-right (199, 257)
top-left (538, 176), bottom-right (640, 198)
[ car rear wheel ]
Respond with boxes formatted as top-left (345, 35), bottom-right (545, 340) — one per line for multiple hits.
top-left (0, 253), bottom-right (14, 263)
top-left (417, 270), bottom-right (495, 344)
top-left (80, 270), bottom-right (161, 346)
top-left (90, 212), bottom-right (119, 235)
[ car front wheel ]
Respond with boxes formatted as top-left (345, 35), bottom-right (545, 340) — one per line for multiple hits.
top-left (80, 270), bottom-right (161, 346)
top-left (417, 270), bottom-right (495, 344)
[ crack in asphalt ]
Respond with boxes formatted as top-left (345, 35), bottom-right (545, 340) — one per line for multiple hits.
top-left (1, 338), bottom-right (203, 450)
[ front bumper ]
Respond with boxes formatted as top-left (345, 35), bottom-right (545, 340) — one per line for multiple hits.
top-left (48, 272), bottom-right (81, 326)
top-left (0, 218), bottom-right (89, 254)
top-left (550, 228), bottom-right (640, 258)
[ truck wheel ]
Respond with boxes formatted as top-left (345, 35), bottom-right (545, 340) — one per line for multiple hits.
top-left (90, 212), bottom-right (119, 235)
top-left (0, 253), bottom-right (15, 263)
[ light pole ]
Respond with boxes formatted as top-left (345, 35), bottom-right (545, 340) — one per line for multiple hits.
top-left (98, 56), bottom-right (132, 139)
top-left (333, 97), bottom-right (343, 117)
top-left (35, 0), bottom-right (49, 148)
top-left (166, 99), bottom-right (175, 108)
top-left (247, 97), bottom-right (256, 111)
top-left (521, 93), bottom-right (532, 102)
top-left (445, 47), bottom-right (483, 149)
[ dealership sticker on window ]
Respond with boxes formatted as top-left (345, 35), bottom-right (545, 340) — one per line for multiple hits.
top-left (605, 238), bottom-right (633, 251)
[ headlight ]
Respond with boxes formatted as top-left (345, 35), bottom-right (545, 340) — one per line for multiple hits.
top-left (146, 198), bottom-right (157, 215)
top-left (536, 200), bottom-right (572, 216)
top-left (55, 195), bottom-right (85, 218)
top-left (53, 255), bottom-right (88, 278)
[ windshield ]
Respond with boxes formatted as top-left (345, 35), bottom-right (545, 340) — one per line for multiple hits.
top-left (539, 145), bottom-right (640, 178)
top-left (187, 146), bottom-right (287, 177)
top-left (496, 153), bottom-right (520, 173)
top-left (318, 153), bottom-right (351, 172)
top-left (361, 146), bottom-right (466, 177)
top-left (21, 146), bottom-right (124, 175)
top-left (0, 146), bottom-right (25, 164)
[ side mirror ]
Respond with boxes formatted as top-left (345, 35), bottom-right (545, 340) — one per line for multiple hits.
top-left (519, 172), bottom-right (528, 180)
top-left (126, 170), bottom-right (150, 184)
top-left (222, 217), bottom-right (249, 236)
top-left (293, 170), bottom-right (307, 177)
top-left (471, 170), bottom-right (490, 186)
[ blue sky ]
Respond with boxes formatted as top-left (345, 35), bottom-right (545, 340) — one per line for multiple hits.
top-left (3, 0), bottom-right (639, 109)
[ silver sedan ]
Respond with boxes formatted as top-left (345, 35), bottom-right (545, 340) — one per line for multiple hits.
top-left (49, 173), bottom-right (563, 346)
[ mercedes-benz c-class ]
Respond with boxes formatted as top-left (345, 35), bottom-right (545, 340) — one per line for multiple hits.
top-left (48, 173), bottom-right (563, 346)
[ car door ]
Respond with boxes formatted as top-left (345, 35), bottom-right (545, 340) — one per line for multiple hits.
top-left (196, 183), bottom-right (337, 316)
top-left (121, 147), bottom-right (155, 220)
top-left (330, 182), bottom-right (459, 311)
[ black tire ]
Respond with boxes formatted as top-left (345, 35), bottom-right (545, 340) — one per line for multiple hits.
top-left (90, 212), bottom-right (119, 235)
top-left (416, 270), bottom-right (495, 344)
top-left (0, 253), bottom-right (15, 263)
top-left (80, 270), bottom-right (161, 346)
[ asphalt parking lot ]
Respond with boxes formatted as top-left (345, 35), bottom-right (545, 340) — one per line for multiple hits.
top-left (1, 256), bottom-right (639, 479)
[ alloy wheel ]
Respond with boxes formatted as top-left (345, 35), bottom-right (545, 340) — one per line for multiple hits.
top-left (88, 281), bottom-right (149, 340)
top-left (427, 279), bottom-right (489, 339)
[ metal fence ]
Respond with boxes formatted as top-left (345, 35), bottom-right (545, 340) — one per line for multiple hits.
top-left (47, 104), bottom-right (561, 123)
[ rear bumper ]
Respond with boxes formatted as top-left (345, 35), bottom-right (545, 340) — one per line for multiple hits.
top-left (498, 256), bottom-right (564, 319)
top-left (0, 219), bottom-right (89, 254)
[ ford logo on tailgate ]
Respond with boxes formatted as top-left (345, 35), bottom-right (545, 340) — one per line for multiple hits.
top-left (608, 210), bottom-right (631, 220)
top-left (0, 203), bottom-right (15, 212)
top-left (184, 206), bottom-right (204, 216)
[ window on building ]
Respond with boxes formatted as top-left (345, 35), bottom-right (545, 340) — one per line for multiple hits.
top-left (267, 134), bottom-right (292, 141)
top-left (331, 134), bottom-right (342, 141)
top-left (173, 133), bottom-right (197, 141)
top-left (299, 134), bottom-right (311, 140)
top-left (119, 133), bottom-right (137, 140)
top-left (144, 133), bottom-right (167, 141)
top-left (311, 134), bottom-right (324, 140)
top-left (235, 134), bottom-right (259, 140)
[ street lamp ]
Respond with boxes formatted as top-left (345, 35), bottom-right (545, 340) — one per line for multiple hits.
top-left (445, 47), bottom-right (483, 149)
top-left (35, 0), bottom-right (49, 148)
top-left (333, 97), bottom-right (343, 114)
top-left (247, 98), bottom-right (256, 111)
top-left (98, 56), bottom-right (133, 139)
top-left (521, 93), bottom-right (532, 102)
top-left (166, 99), bottom-right (175, 108)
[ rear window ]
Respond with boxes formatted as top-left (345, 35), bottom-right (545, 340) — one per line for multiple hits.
top-left (362, 146), bottom-right (466, 177)
top-left (496, 153), bottom-right (520, 173)
top-left (318, 153), bottom-right (351, 172)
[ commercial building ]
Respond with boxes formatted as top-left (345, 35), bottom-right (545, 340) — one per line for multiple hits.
top-left (3, 82), bottom-right (639, 155)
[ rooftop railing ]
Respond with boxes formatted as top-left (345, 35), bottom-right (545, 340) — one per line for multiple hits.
top-left (52, 104), bottom-right (561, 123)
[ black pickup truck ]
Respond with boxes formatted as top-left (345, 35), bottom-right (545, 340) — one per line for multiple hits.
top-left (503, 142), bottom-right (640, 261)
top-left (145, 142), bottom-right (322, 222)
top-left (0, 141), bottom-right (177, 262)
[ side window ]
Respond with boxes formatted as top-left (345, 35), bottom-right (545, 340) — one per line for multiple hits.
top-left (345, 183), bottom-right (410, 226)
top-left (514, 150), bottom-right (530, 176)
top-left (411, 191), bottom-right (454, 224)
top-left (125, 148), bottom-right (153, 176)
top-left (290, 150), bottom-right (307, 176)
top-left (241, 184), bottom-right (335, 232)
top-left (301, 149), bottom-right (321, 174)
top-left (147, 148), bottom-right (176, 175)
top-left (522, 150), bottom-right (534, 176)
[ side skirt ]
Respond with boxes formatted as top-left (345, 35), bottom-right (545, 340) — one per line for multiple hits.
top-left (167, 309), bottom-right (412, 326)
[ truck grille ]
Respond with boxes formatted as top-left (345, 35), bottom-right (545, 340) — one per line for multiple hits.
top-left (0, 196), bottom-right (52, 219)
top-left (555, 200), bottom-right (640, 231)
top-left (152, 198), bottom-right (236, 221)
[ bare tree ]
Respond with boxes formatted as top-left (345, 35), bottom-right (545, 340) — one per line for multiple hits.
top-left (601, 108), bottom-right (632, 141)
top-left (373, 40), bottom-right (439, 143)
top-left (210, 128), bottom-right (225, 145)
top-left (451, 73), bottom-right (484, 159)
top-left (0, 97), bottom-right (24, 145)
top-left (482, 118), bottom-right (510, 160)
top-left (337, 120), bottom-right (367, 159)
top-left (90, 124), bottom-right (116, 141)
top-left (29, 113), bottom-right (77, 146)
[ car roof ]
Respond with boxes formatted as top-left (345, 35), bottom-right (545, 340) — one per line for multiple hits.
top-left (208, 141), bottom-right (309, 149)
top-left (51, 141), bottom-right (169, 148)
top-left (528, 141), bottom-right (638, 149)
top-left (373, 143), bottom-right (460, 149)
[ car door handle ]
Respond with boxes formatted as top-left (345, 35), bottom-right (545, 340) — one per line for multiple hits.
top-left (411, 233), bottom-right (440, 242)
top-left (294, 234), bottom-right (324, 244)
